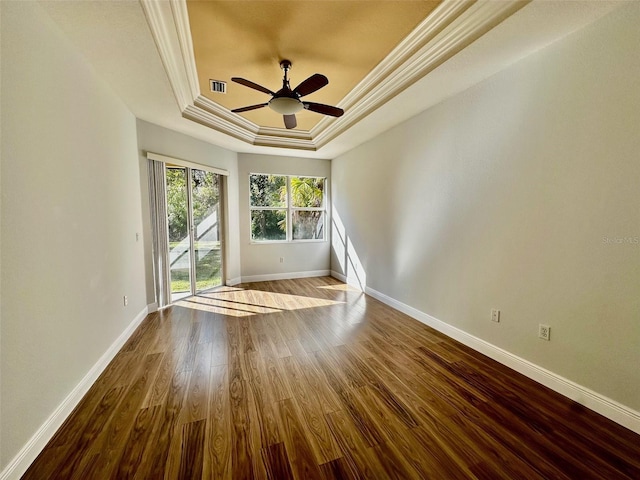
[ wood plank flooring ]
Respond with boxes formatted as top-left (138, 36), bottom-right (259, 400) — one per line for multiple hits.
top-left (22, 277), bottom-right (640, 479)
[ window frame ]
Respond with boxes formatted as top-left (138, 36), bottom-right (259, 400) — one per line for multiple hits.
top-left (249, 173), bottom-right (326, 243)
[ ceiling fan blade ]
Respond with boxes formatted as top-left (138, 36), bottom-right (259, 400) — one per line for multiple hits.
top-left (293, 73), bottom-right (328, 97)
top-left (303, 102), bottom-right (344, 117)
top-left (231, 77), bottom-right (274, 96)
top-left (231, 103), bottom-right (268, 113)
top-left (284, 114), bottom-right (297, 129)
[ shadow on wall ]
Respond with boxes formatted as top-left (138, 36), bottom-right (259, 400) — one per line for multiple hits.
top-left (332, 206), bottom-right (367, 291)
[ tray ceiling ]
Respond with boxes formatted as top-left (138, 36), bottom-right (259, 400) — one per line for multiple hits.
top-left (38, 0), bottom-right (624, 157)
top-left (188, 1), bottom-right (441, 131)
top-left (143, 0), bottom-right (531, 150)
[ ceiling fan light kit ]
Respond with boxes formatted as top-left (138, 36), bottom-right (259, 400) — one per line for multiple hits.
top-left (269, 96), bottom-right (303, 115)
top-left (231, 59), bottom-right (344, 129)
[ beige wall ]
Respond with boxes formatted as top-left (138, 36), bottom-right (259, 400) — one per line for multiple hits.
top-left (0, 1), bottom-right (147, 470)
top-left (238, 153), bottom-right (331, 280)
top-left (331, 3), bottom-right (640, 411)
top-left (135, 120), bottom-right (241, 297)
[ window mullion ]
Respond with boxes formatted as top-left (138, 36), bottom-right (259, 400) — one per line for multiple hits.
top-left (251, 206), bottom-right (282, 211)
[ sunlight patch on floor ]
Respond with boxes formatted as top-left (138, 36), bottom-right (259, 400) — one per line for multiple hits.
top-left (175, 288), bottom-right (344, 317)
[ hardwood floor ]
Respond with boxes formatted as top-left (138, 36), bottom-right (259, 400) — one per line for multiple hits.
top-left (23, 277), bottom-right (640, 479)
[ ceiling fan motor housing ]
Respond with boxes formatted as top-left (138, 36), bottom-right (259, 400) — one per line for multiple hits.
top-left (269, 59), bottom-right (302, 114)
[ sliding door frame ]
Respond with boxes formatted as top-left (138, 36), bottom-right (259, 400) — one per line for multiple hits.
top-left (147, 152), bottom-right (229, 303)
top-left (186, 170), bottom-right (196, 295)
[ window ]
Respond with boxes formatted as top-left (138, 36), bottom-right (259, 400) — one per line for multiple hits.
top-left (249, 174), bottom-right (325, 242)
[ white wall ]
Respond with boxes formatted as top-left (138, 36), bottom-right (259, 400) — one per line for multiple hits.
top-left (135, 119), bottom-right (240, 295)
top-left (331, 3), bottom-right (640, 413)
top-left (1, 1), bottom-right (147, 472)
top-left (238, 153), bottom-right (331, 281)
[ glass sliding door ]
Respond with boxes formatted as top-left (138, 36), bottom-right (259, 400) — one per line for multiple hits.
top-left (191, 169), bottom-right (222, 292)
top-left (166, 167), bottom-right (192, 300)
top-left (166, 165), bottom-right (223, 301)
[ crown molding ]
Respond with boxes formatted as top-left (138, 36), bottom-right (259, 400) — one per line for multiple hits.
top-left (193, 94), bottom-right (259, 133)
top-left (183, 104), bottom-right (256, 144)
top-left (169, 0), bottom-right (200, 98)
top-left (313, 0), bottom-right (475, 126)
top-left (312, 0), bottom-right (530, 149)
top-left (254, 126), bottom-right (315, 151)
top-left (185, 96), bottom-right (316, 150)
top-left (141, 0), bottom-right (528, 151)
top-left (140, 0), bottom-right (197, 110)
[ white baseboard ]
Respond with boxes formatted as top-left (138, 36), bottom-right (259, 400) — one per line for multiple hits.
top-left (226, 276), bottom-right (242, 286)
top-left (330, 270), bottom-right (364, 291)
top-left (147, 301), bottom-right (158, 313)
top-left (0, 306), bottom-right (150, 480)
top-left (241, 269), bottom-right (330, 284)
top-left (330, 270), bottom-right (347, 283)
top-left (363, 284), bottom-right (640, 435)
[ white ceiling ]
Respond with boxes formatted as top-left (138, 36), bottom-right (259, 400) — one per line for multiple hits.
top-left (39, 0), bottom-right (622, 160)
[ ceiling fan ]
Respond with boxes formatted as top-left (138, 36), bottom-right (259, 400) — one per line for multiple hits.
top-left (231, 60), bottom-right (344, 129)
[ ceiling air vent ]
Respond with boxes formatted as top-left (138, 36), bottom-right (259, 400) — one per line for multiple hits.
top-left (209, 79), bottom-right (227, 94)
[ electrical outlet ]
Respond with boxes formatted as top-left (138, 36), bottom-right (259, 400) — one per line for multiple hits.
top-left (491, 309), bottom-right (500, 322)
top-left (123, 295), bottom-right (128, 307)
top-left (279, 257), bottom-right (284, 263)
top-left (538, 324), bottom-right (550, 341)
